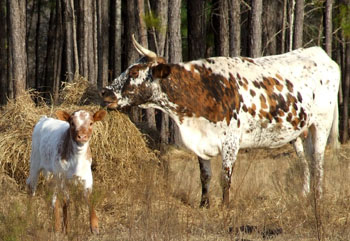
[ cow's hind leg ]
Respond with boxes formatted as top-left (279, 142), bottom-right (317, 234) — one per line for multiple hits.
top-left (26, 153), bottom-right (41, 195)
top-left (221, 135), bottom-right (240, 207)
top-left (309, 125), bottom-right (329, 198)
top-left (198, 157), bottom-right (211, 208)
top-left (292, 137), bottom-right (310, 196)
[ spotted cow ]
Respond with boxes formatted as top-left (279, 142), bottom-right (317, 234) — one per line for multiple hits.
top-left (101, 35), bottom-right (340, 207)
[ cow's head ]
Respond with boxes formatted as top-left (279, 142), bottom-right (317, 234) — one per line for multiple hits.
top-left (101, 35), bottom-right (170, 110)
top-left (56, 109), bottom-right (107, 145)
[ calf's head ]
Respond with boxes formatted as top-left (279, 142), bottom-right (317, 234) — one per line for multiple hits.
top-left (56, 110), bottom-right (107, 145)
top-left (101, 34), bottom-right (170, 110)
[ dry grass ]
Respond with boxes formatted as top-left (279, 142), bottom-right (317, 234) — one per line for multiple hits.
top-left (0, 76), bottom-right (350, 240)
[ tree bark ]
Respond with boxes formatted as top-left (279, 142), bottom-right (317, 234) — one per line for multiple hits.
top-left (63, 0), bottom-right (74, 82)
top-left (293, 0), bottom-right (304, 49)
top-left (187, 0), bottom-right (206, 60)
top-left (0, 0), bottom-right (7, 104)
top-left (281, 0), bottom-right (287, 53)
top-left (249, 0), bottom-right (263, 57)
top-left (229, 0), bottom-right (241, 57)
top-left (262, 0), bottom-right (279, 55)
top-left (341, 42), bottom-right (350, 143)
top-left (213, 0), bottom-right (229, 56)
top-left (8, 0), bottom-right (27, 98)
top-left (78, 1), bottom-right (96, 83)
top-left (97, 0), bottom-right (109, 89)
top-left (52, 0), bottom-right (63, 102)
top-left (111, 0), bottom-right (122, 79)
top-left (323, 0), bottom-right (333, 56)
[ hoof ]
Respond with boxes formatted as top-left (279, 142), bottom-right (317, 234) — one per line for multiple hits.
top-left (91, 226), bottom-right (99, 235)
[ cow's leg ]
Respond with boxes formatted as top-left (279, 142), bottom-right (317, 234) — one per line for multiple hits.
top-left (85, 189), bottom-right (99, 234)
top-left (292, 137), bottom-right (310, 196)
top-left (221, 135), bottom-right (240, 207)
top-left (62, 196), bottom-right (69, 234)
top-left (52, 193), bottom-right (62, 232)
top-left (26, 155), bottom-right (41, 196)
top-left (198, 157), bottom-right (212, 208)
top-left (310, 126), bottom-right (329, 198)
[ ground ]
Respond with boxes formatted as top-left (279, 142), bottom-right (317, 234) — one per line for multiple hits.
top-left (1, 142), bottom-right (350, 241)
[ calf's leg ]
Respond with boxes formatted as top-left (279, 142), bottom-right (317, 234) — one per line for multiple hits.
top-left (86, 190), bottom-right (99, 234)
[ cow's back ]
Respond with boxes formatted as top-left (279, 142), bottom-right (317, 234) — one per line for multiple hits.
top-left (32, 117), bottom-right (69, 170)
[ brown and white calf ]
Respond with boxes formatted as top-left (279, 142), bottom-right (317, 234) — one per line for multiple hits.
top-left (26, 109), bottom-right (106, 234)
top-left (101, 35), bottom-right (340, 207)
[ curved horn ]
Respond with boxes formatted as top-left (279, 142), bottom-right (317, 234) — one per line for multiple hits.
top-left (132, 34), bottom-right (157, 60)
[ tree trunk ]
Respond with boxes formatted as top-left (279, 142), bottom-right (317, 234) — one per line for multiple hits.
top-left (168, 0), bottom-right (182, 145)
top-left (341, 42), bottom-right (350, 143)
top-left (111, 0), bottom-right (122, 79)
top-left (281, 0), bottom-right (288, 53)
top-left (97, 0), bottom-right (109, 89)
top-left (63, 0), bottom-right (74, 82)
top-left (262, 0), bottom-right (279, 55)
top-left (78, 1), bottom-right (96, 84)
top-left (71, 0), bottom-right (79, 76)
top-left (0, 0), bottom-right (7, 104)
top-left (187, 0), bottom-right (206, 60)
top-left (289, 0), bottom-right (295, 51)
top-left (35, 0), bottom-right (43, 88)
top-left (52, 0), bottom-right (63, 102)
top-left (293, 0), bottom-right (304, 49)
top-left (8, 0), bottom-right (27, 98)
top-left (249, 0), bottom-right (263, 57)
top-left (229, 0), bottom-right (241, 57)
top-left (213, 0), bottom-right (229, 56)
top-left (323, 0), bottom-right (333, 56)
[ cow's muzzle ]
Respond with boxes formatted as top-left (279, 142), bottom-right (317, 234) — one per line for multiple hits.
top-left (100, 88), bottom-right (119, 109)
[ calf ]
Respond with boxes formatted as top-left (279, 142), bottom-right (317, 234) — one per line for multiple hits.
top-left (101, 35), bottom-right (340, 207)
top-left (26, 109), bottom-right (106, 234)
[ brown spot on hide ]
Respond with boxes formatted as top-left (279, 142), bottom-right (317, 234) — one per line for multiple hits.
top-left (159, 64), bottom-right (243, 125)
top-left (241, 57), bottom-right (256, 64)
top-left (250, 89), bottom-right (256, 97)
top-left (275, 73), bottom-right (283, 81)
top-left (285, 79), bottom-right (294, 92)
top-left (260, 94), bottom-right (268, 109)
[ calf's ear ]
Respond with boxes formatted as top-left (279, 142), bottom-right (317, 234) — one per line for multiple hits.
top-left (56, 110), bottom-right (70, 121)
top-left (93, 110), bottom-right (107, 122)
top-left (151, 64), bottom-right (170, 80)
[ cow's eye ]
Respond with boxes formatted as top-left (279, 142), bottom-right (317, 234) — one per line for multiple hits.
top-left (129, 69), bottom-right (139, 78)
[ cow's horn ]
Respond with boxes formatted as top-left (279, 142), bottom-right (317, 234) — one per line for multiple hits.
top-left (132, 34), bottom-right (157, 60)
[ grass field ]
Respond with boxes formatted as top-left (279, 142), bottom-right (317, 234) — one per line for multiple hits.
top-left (0, 82), bottom-right (349, 241)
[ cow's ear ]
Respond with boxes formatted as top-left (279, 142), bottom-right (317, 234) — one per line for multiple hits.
top-left (93, 110), bottom-right (107, 122)
top-left (151, 64), bottom-right (171, 80)
top-left (56, 110), bottom-right (70, 122)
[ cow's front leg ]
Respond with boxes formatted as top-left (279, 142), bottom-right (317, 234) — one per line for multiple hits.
top-left (85, 189), bottom-right (99, 234)
top-left (221, 135), bottom-right (239, 207)
top-left (198, 157), bottom-right (212, 208)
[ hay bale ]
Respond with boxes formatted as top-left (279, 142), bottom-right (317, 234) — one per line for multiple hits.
top-left (59, 75), bottom-right (101, 106)
top-left (0, 78), bottom-right (159, 190)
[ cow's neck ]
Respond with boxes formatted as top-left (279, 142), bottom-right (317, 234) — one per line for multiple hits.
top-left (60, 130), bottom-right (89, 163)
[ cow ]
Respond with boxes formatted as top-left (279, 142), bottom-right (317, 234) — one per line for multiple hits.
top-left (26, 109), bottom-right (107, 233)
top-left (101, 35), bottom-right (340, 207)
